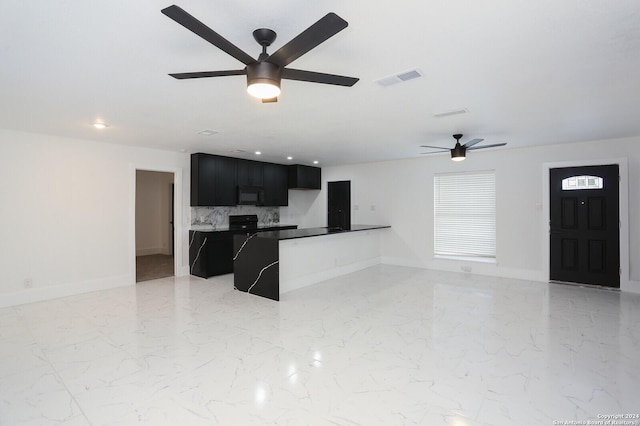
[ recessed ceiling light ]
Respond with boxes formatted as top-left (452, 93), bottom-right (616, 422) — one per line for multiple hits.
top-left (255, 151), bottom-right (261, 155)
top-left (313, 160), bottom-right (319, 164)
top-left (287, 156), bottom-right (293, 160)
top-left (93, 122), bottom-right (108, 129)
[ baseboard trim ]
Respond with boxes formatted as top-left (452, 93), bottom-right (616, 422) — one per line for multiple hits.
top-left (381, 256), bottom-right (546, 283)
top-left (622, 279), bottom-right (640, 294)
top-left (177, 265), bottom-right (190, 277)
top-left (0, 274), bottom-right (133, 308)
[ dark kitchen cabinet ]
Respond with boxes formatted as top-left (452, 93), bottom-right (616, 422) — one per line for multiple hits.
top-left (263, 163), bottom-right (289, 206)
top-left (191, 153), bottom-right (307, 206)
top-left (214, 156), bottom-right (238, 205)
top-left (191, 153), bottom-right (237, 206)
top-left (190, 225), bottom-right (298, 278)
top-left (191, 154), bottom-right (216, 206)
top-left (189, 230), bottom-right (234, 277)
top-left (288, 165), bottom-right (321, 190)
top-left (237, 159), bottom-right (263, 187)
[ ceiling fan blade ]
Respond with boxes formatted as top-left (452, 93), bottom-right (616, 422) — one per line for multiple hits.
top-left (262, 97), bottom-right (278, 103)
top-left (467, 143), bottom-right (507, 151)
top-left (267, 13), bottom-right (348, 68)
top-left (463, 138), bottom-right (484, 148)
top-left (169, 70), bottom-right (246, 79)
top-left (421, 150), bottom-right (449, 154)
top-left (420, 145), bottom-right (449, 150)
top-left (281, 68), bottom-right (358, 86)
top-left (162, 5), bottom-right (256, 66)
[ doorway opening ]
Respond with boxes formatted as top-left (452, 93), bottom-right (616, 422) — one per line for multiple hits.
top-left (549, 164), bottom-right (620, 288)
top-left (328, 180), bottom-right (351, 230)
top-left (135, 170), bottom-right (175, 282)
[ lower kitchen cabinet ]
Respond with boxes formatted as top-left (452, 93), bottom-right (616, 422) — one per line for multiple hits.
top-left (189, 230), bottom-right (233, 278)
top-left (189, 226), bottom-right (298, 278)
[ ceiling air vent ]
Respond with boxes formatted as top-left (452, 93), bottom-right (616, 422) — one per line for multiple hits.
top-left (375, 69), bottom-right (423, 87)
top-left (433, 108), bottom-right (469, 118)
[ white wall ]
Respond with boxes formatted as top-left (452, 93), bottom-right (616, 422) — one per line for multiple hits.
top-left (1, 129), bottom-right (637, 307)
top-left (281, 189), bottom-right (324, 228)
top-left (292, 136), bottom-right (640, 293)
top-left (0, 129), bottom-right (190, 307)
top-left (135, 170), bottom-right (174, 256)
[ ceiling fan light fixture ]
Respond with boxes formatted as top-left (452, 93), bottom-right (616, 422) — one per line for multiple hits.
top-left (163, 7), bottom-right (358, 102)
top-left (421, 134), bottom-right (506, 160)
top-left (451, 145), bottom-right (466, 161)
top-left (246, 62), bottom-right (281, 99)
top-left (247, 82), bottom-right (281, 99)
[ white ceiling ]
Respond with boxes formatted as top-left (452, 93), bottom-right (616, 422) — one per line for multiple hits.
top-left (1, 0), bottom-right (639, 166)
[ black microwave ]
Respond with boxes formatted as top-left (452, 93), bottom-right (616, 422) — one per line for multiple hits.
top-left (237, 186), bottom-right (264, 205)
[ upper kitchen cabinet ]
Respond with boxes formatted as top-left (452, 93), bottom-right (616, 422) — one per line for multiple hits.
top-left (191, 153), bottom-right (293, 206)
top-left (288, 165), bottom-right (321, 190)
top-left (263, 163), bottom-right (289, 206)
top-left (191, 153), bottom-right (237, 206)
top-left (191, 153), bottom-right (216, 206)
top-left (237, 159), bottom-right (264, 187)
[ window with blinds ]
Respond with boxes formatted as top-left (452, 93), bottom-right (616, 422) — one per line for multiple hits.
top-left (434, 171), bottom-right (496, 259)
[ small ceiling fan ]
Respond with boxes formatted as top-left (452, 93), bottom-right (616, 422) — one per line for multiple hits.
top-left (421, 134), bottom-right (507, 161)
top-left (161, 5), bottom-right (359, 103)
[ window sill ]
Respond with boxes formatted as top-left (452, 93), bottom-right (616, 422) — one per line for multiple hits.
top-left (433, 255), bottom-right (497, 264)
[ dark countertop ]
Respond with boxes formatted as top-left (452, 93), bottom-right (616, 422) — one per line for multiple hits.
top-left (190, 224), bottom-right (297, 233)
top-left (252, 225), bottom-right (390, 241)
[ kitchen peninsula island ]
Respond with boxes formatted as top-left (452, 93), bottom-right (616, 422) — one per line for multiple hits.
top-left (233, 225), bottom-right (390, 301)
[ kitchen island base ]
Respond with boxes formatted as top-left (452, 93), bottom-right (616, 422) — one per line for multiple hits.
top-left (233, 226), bottom-right (389, 301)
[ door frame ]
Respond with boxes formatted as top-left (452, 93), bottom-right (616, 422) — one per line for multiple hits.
top-left (542, 157), bottom-right (629, 291)
top-left (129, 164), bottom-right (184, 284)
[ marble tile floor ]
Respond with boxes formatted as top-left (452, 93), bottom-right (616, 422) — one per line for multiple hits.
top-left (1, 265), bottom-right (639, 425)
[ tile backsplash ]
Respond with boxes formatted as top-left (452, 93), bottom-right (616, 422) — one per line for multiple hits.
top-left (191, 206), bottom-right (280, 229)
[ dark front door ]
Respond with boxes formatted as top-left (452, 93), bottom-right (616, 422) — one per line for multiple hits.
top-left (328, 181), bottom-right (351, 230)
top-left (549, 165), bottom-right (619, 288)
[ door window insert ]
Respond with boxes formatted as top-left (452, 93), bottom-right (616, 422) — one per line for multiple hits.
top-left (561, 175), bottom-right (603, 191)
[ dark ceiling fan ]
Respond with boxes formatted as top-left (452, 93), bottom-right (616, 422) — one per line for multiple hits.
top-left (161, 5), bottom-right (359, 103)
top-left (421, 134), bottom-right (507, 161)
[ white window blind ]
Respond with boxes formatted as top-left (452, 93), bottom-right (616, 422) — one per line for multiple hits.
top-left (434, 171), bottom-right (496, 258)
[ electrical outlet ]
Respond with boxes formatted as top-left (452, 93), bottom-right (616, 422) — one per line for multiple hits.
top-left (370, 205), bottom-right (376, 211)
top-left (24, 278), bottom-right (33, 289)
